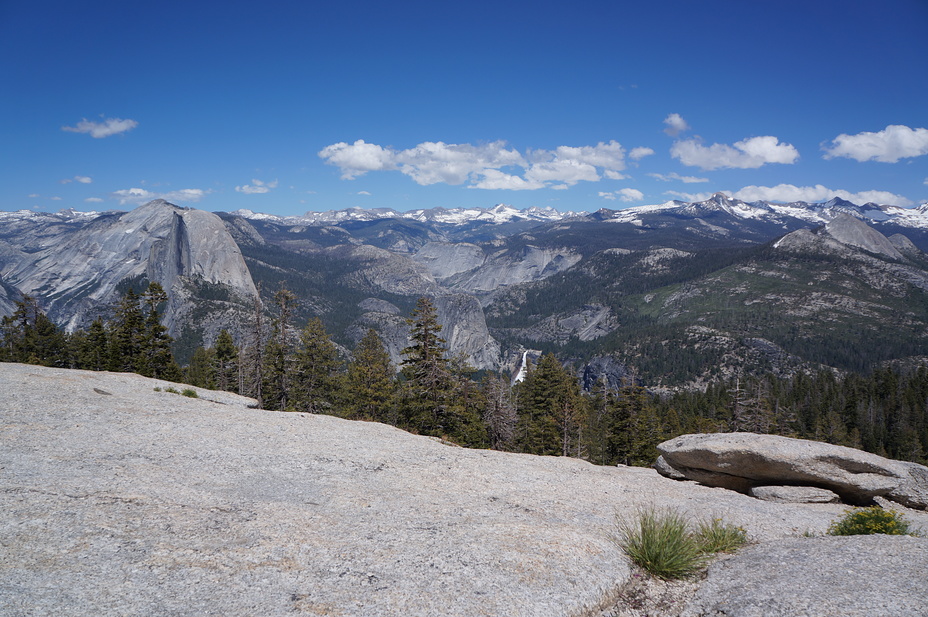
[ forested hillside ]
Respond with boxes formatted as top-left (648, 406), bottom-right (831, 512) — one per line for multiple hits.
top-left (4, 287), bottom-right (925, 467)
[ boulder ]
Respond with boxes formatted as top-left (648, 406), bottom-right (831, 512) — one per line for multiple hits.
top-left (682, 535), bottom-right (928, 617)
top-left (749, 485), bottom-right (841, 504)
top-left (656, 433), bottom-right (928, 509)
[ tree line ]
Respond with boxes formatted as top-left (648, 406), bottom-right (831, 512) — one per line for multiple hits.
top-left (2, 287), bottom-right (926, 466)
top-left (1, 283), bottom-right (181, 380)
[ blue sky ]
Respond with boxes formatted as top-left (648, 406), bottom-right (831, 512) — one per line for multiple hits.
top-left (2, 0), bottom-right (927, 216)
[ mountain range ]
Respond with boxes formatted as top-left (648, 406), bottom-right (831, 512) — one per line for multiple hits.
top-left (3, 193), bottom-right (928, 387)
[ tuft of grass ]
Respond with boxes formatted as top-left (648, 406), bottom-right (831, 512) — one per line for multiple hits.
top-left (828, 506), bottom-right (919, 537)
top-left (164, 386), bottom-right (180, 394)
top-left (694, 518), bottom-right (748, 553)
top-left (180, 388), bottom-right (198, 398)
top-left (615, 508), bottom-right (711, 580)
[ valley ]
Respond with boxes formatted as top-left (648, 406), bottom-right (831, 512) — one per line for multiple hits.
top-left (3, 194), bottom-right (928, 388)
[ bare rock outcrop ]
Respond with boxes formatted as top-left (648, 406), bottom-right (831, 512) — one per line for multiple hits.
top-left (824, 213), bottom-right (904, 261)
top-left (656, 432), bottom-right (928, 509)
top-left (2, 363), bottom-right (884, 617)
top-left (748, 485), bottom-right (841, 504)
top-left (682, 535), bottom-right (928, 617)
top-left (0, 200), bottom-right (258, 333)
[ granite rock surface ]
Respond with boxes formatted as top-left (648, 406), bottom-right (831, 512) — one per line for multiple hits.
top-left (2, 364), bottom-right (926, 617)
top-left (656, 432), bottom-right (928, 509)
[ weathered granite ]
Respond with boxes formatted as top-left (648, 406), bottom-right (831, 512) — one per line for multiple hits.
top-left (682, 535), bottom-right (928, 617)
top-left (749, 485), bottom-right (841, 504)
top-left (2, 364), bottom-right (923, 617)
top-left (657, 432), bottom-right (928, 509)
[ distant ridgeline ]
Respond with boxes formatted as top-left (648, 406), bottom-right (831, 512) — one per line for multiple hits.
top-left (4, 196), bottom-right (928, 385)
top-left (3, 288), bottom-right (926, 468)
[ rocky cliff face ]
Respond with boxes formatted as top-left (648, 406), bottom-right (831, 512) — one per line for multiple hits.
top-left (349, 294), bottom-right (500, 371)
top-left (6, 198), bottom-right (928, 381)
top-left (824, 213), bottom-right (904, 260)
top-left (446, 245), bottom-right (582, 293)
top-left (0, 200), bottom-right (257, 335)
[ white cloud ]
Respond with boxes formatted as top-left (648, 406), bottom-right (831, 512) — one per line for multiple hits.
top-left (524, 159), bottom-right (600, 186)
top-left (28, 193), bottom-right (39, 198)
top-left (50, 196), bottom-right (62, 201)
top-left (663, 113), bottom-right (690, 137)
top-left (235, 178), bottom-right (278, 194)
top-left (75, 176), bottom-right (92, 184)
top-left (396, 141), bottom-right (525, 185)
top-left (599, 188), bottom-right (643, 202)
top-left (823, 125), bottom-right (928, 163)
top-left (538, 141), bottom-right (626, 169)
top-left (648, 172), bottom-right (709, 183)
top-left (629, 146), bottom-right (655, 160)
top-left (470, 169), bottom-right (545, 190)
top-left (318, 140), bottom-right (398, 179)
top-left (671, 135), bottom-right (799, 170)
top-left (62, 117), bottom-right (138, 138)
top-left (84, 197), bottom-right (104, 203)
top-left (112, 187), bottom-right (210, 205)
top-left (729, 184), bottom-right (913, 207)
top-left (319, 139), bottom-right (629, 190)
top-left (665, 190), bottom-right (714, 202)
top-left (357, 191), bottom-right (371, 196)
top-left (603, 170), bottom-right (627, 180)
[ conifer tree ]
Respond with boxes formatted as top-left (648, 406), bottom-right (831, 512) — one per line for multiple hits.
top-left (400, 297), bottom-right (456, 437)
top-left (446, 354), bottom-right (488, 447)
top-left (618, 383), bottom-right (665, 466)
top-left (80, 318), bottom-right (109, 371)
top-left (585, 378), bottom-right (622, 465)
top-left (343, 328), bottom-right (395, 421)
top-left (0, 295), bottom-right (66, 366)
top-left (108, 287), bottom-right (145, 372)
top-left (292, 317), bottom-right (340, 413)
top-left (263, 287), bottom-right (296, 411)
top-left (138, 282), bottom-right (180, 380)
top-left (515, 353), bottom-right (583, 456)
top-left (240, 292), bottom-right (266, 406)
top-left (212, 329), bottom-right (239, 393)
top-left (481, 373), bottom-right (517, 451)
top-left (186, 346), bottom-right (215, 388)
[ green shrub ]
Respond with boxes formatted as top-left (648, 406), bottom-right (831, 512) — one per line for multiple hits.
top-left (615, 508), bottom-right (711, 580)
top-left (181, 388), bottom-right (198, 398)
top-left (694, 518), bottom-right (748, 553)
top-left (164, 386), bottom-right (180, 394)
top-left (827, 506), bottom-right (917, 536)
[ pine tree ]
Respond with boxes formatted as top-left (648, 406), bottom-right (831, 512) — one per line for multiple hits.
top-left (515, 353), bottom-right (583, 456)
top-left (292, 317), bottom-right (340, 414)
top-left (342, 328), bottom-right (395, 421)
top-left (619, 383), bottom-right (664, 466)
top-left (400, 297), bottom-right (455, 437)
top-left (212, 329), bottom-right (239, 393)
top-left (446, 354), bottom-right (488, 447)
top-left (186, 346), bottom-right (215, 388)
top-left (138, 282), bottom-right (180, 380)
top-left (240, 293), bottom-right (266, 406)
top-left (263, 287), bottom-right (296, 411)
top-left (108, 288), bottom-right (145, 372)
top-left (0, 295), bottom-right (66, 366)
top-left (481, 373), bottom-right (517, 451)
top-left (80, 318), bottom-right (109, 371)
top-left (585, 378), bottom-right (623, 465)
